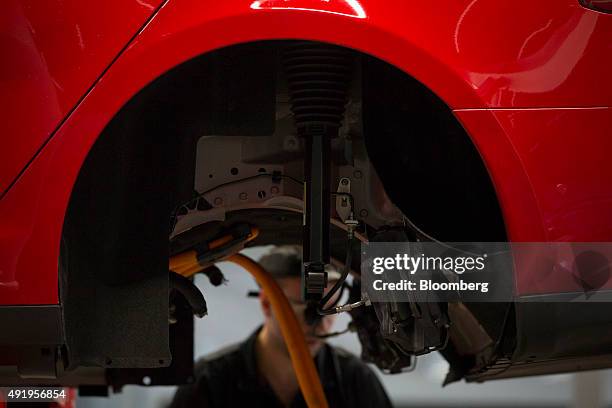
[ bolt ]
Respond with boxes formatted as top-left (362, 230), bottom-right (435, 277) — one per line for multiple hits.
top-left (213, 197), bottom-right (223, 206)
top-left (239, 192), bottom-right (248, 201)
top-left (353, 170), bottom-right (363, 179)
top-left (340, 177), bottom-right (350, 186)
top-left (271, 186), bottom-right (280, 194)
top-left (285, 137), bottom-right (299, 151)
top-left (359, 209), bottom-right (369, 218)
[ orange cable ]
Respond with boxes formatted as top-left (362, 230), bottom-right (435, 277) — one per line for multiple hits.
top-left (226, 253), bottom-right (329, 408)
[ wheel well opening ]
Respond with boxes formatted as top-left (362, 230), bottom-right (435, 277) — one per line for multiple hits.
top-left (60, 39), bottom-right (507, 372)
top-left (362, 55), bottom-right (506, 242)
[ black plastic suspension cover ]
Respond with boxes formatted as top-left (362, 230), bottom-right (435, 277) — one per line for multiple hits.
top-left (283, 41), bottom-right (354, 300)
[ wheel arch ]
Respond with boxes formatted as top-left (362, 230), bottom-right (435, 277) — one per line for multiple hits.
top-left (1, 4), bottom-right (544, 306)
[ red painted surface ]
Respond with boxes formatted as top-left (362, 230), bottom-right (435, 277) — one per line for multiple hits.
top-left (0, 0), bottom-right (163, 194)
top-left (456, 107), bottom-right (612, 295)
top-left (0, 0), bottom-right (610, 303)
top-left (456, 107), bottom-right (612, 243)
top-left (56, 388), bottom-right (77, 408)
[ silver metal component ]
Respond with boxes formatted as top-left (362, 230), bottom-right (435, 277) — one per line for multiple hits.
top-left (335, 177), bottom-right (360, 239)
top-left (334, 299), bottom-right (367, 314)
top-left (335, 177), bottom-right (352, 222)
top-left (193, 136), bottom-right (289, 209)
top-left (171, 195), bottom-right (369, 242)
top-left (305, 270), bottom-right (327, 295)
top-left (283, 135), bottom-right (300, 152)
top-left (336, 101), bottom-right (404, 227)
top-left (241, 115), bottom-right (303, 163)
top-left (345, 218), bottom-right (359, 238)
top-left (175, 87), bottom-right (406, 240)
top-left (168, 304), bottom-right (177, 324)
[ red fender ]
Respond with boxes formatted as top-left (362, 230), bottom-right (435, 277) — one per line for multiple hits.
top-left (1, 0), bottom-right (610, 303)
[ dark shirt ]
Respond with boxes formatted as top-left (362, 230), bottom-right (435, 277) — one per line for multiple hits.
top-left (171, 329), bottom-right (393, 408)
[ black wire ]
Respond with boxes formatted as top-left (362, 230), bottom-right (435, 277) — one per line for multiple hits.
top-left (170, 172), bottom-right (304, 233)
top-left (169, 272), bottom-right (208, 318)
top-left (317, 235), bottom-right (353, 315)
top-left (315, 324), bottom-right (352, 339)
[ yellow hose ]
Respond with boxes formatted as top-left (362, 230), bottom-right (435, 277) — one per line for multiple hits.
top-left (170, 228), bottom-right (260, 277)
top-left (226, 254), bottom-right (329, 408)
top-left (170, 250), bottom-right (198, 271)
top-left (169, 248), bottom-right (329, 408)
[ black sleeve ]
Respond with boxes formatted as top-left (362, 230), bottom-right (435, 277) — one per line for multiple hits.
top-left (169, 382), bottom-right (206, 408)
top-left (169, 360), bottom-right (213, 408)
top-left (169, 380), bottom-right (211, 408)
top-left (353, 364), bottom-right (393, 408)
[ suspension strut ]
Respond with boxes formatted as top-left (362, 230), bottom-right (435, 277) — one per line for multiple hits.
top-left (283, 42), bottom-right (354, 301)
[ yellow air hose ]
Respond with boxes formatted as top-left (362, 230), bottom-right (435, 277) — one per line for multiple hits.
top-left (226, 253), bottom-right (329, 408)
top-left (169, 249), bottom-right (329, 408)
top-left (169, 228), bottom-right (258, 276)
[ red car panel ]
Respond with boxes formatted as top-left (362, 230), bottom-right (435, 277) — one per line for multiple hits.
top-left (0, 0), bottom-right (611, 304)
top-left (0, 0), bottom-right (163, 195)
top-left (456, 107), bottom-right (612, 295)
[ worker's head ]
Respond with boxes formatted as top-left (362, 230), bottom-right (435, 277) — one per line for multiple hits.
top-left (257, 245), bottom-right (343, 356)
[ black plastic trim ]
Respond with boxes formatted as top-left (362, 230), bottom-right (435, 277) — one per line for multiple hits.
top-left (578, 0), bottom-right (612, 13)
top-left (0, 305), bottom-right (64, 345)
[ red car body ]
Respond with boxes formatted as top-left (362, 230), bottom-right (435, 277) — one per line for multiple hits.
top-left (1, 0), bottom-right (611, 388)
top-left (1, 0), bottom-right (610, 304)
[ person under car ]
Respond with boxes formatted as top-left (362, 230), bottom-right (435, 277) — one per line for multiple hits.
top-left (170, 245), bottom-right (392, 408)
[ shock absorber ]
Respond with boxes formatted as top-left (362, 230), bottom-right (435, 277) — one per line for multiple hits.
top-left (283, 42), bottom-right (354, 300)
